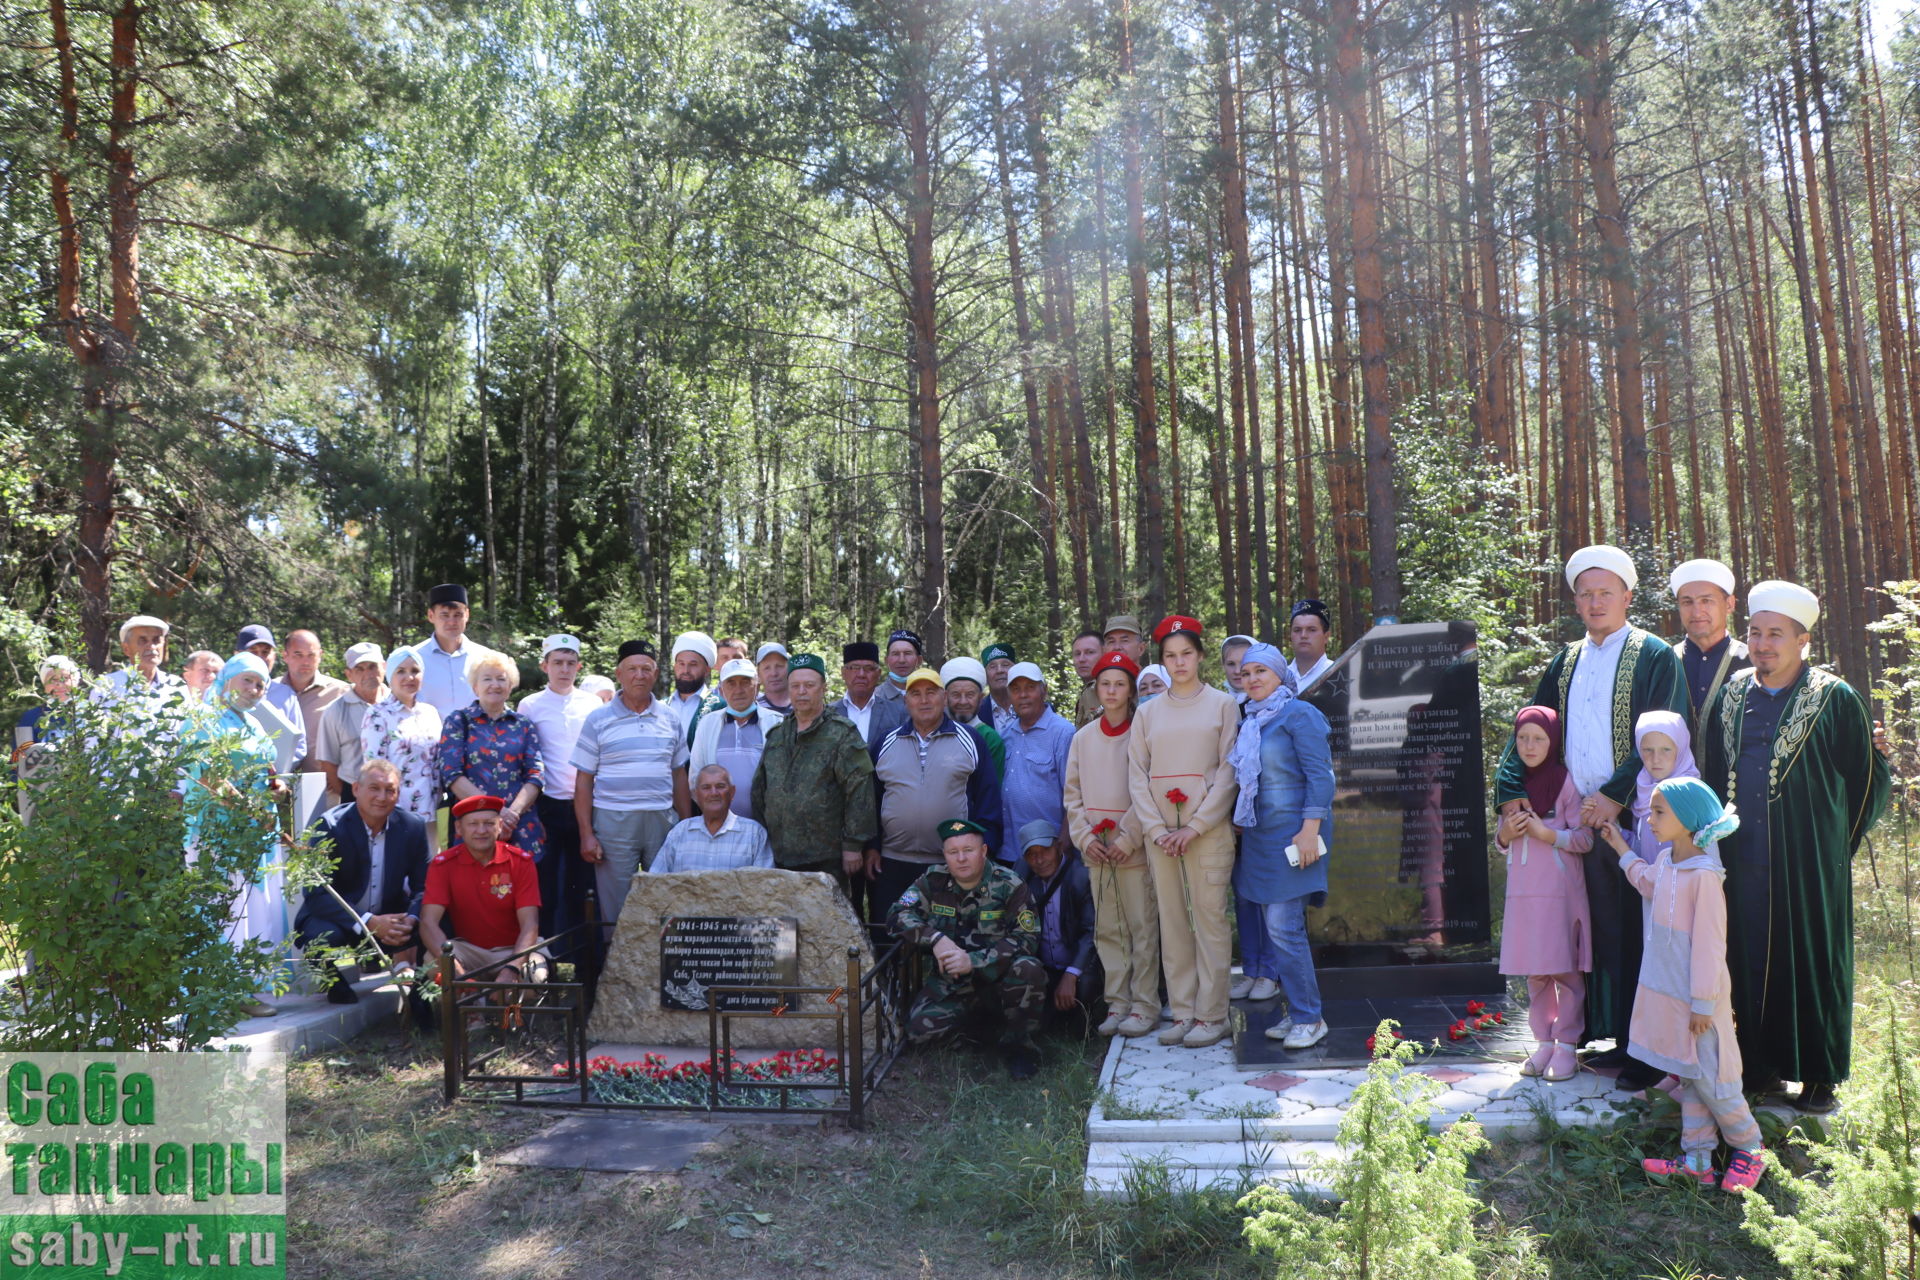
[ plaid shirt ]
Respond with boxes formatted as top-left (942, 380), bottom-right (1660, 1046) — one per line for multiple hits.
top-left (649, 811), bottom-right (774, 874)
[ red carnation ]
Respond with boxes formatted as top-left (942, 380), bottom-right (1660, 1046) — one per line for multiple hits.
top-left (1465, 1000), bottom-right (1486, 1016)
top-left (1093, 819), bottom-right (1117, 837)
top-left (1448, 1020), bottom-right (1468, 1041)
top-left (1166, 788), bottom-right (1190, 806)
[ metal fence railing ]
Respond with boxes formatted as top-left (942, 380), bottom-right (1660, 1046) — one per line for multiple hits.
top-left (437, 899), bottom-right (914, 1128)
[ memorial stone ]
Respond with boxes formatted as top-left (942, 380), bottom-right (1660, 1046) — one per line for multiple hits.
top-left (659, 916), bottom-right (801, 1012)
top-left (588, 867), bottom-right (876, 1050)
top-left (1299, 620), bottom-right (1491, 968)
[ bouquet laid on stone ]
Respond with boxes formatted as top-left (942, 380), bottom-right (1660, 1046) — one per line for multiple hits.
top-left (553, 1049), bottom-right (843, 1107)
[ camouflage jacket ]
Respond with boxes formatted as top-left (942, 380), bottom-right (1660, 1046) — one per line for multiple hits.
top-left (888, 863), bottom-right (1038, 981)
top-left (749, 710), bottom-right (877, 868)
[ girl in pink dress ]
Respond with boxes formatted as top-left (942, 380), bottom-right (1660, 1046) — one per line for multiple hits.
top-left (1604, 777), bottom-right (1764, 1193)
top-left (1496, 706), bottom-right (1593, 1082)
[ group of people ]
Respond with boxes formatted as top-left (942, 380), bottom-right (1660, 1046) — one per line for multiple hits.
top-left (11, 545), bottom-right (1892, 1162)
top-left (1494, 547), bottom-right (1889, 1193)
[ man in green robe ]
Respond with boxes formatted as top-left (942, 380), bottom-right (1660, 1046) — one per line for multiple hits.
top-left (1495, 544), bottom-right (1688, 1088)
top-left (1698, 581), bottom-right (1890, 1112)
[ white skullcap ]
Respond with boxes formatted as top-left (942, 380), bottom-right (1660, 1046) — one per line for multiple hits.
top-left (1564, 545), bottom-right (1638, 593)
top-left (1668, 559), bottom-right (1735, 597)
top-left (1006, 661), bottom-right (1047, 686)
top-left (343, 642), bottom-right (384, 670)
top-left (118, 615), bottom-right (170, 641)
top-left (671, 631), bottom-right (717, 667)
top-left (1748, 580), bottom-right (1820, 631)
top-left (579, 674), bottom-right (615, 694)
top-left (717, 658), bottom-right (758, 683)
top-left (941, 657), bottom-right (987, 688)
top-left (541, 633), bottom-right (583, 658)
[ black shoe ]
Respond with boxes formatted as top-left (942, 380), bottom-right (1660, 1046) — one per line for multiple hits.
top-left (1745, 1072), bottom-right (1786, 1097)
top-left (326, 967), bottom-right (361, 1005)
top-left (1584, 1046), bottom-right (1629, 1069)
top-left (1796, 1082), bottom-right (1838, 1113)
top-left (1616, 1060), bottom-right (1663, 1092)
top-left (1002, 1043), bottom-right (1041, 1081)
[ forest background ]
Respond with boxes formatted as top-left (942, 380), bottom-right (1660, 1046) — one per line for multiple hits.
top-left (3, 0), bottom-right (1918, 701)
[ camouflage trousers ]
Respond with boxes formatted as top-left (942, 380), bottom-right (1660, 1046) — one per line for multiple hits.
top-left (908, 954), bottom-right (1047, 1047)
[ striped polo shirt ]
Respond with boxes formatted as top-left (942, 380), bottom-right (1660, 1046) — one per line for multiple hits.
top-left (570, 693), bottom-right (690, 811)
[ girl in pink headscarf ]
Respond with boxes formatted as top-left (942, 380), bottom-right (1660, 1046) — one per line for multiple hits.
top-left (1497, 705), bottom-right (1594, 1081)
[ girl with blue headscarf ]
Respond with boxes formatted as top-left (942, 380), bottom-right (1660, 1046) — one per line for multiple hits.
top-left (1227, 642), bottom-right (1336, 1051)
top-left (1617, 777), bottom-right (1765, 1192)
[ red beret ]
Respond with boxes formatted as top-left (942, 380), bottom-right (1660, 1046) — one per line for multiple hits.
top-left (1152, 615), bottom-right (1205, 643)
top-left (1091, 651), bottom-right (1141, 679)
top-left (451, 794), bottom-right (506, 819)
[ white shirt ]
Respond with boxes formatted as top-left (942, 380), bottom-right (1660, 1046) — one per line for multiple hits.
top-left (516, 685), bottom-right (601, 801)
top-left (841, 695), bottom-right (874, 740)
top-left (355, 822), bottom-right (389, 917)
top-left (1564, 625), bottom-right (1630, 795)
top-left (667, 688), bottom-right (707, 737)
top-left (1291, 653), bottom-right (1335, 689)
top-left (415, 633), bottom-right (503, 718)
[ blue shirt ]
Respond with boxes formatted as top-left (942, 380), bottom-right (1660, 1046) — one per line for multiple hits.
top-left (572, 694), bottom-right (690, 812)
top-left (1681, 634), bottom-right (1737, 716)
top-left (1233, 700), bottom-right (1336, 905)
top-left (1732, 677), bottom-right (1791, 870)
top-left (998, 707), bottom-right (1074, 860)
top-left (414, 634), bottom-right (504, 719)
top-left (650, 811), bottom-right (774, 874)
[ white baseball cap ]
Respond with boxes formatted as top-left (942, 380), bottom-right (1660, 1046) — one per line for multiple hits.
top-left (118, 615), bottom-right (170, 641)
top-left (755, 642), bottom-right (790, 663)
top-left (343, 642), bottom-right (384, 670)
top-left (1006, 661), bottom-right (1047, 686)
top-left (718, 658), bottom-right (758, 683)
top-left (541, 633), bottom-right (584, 658)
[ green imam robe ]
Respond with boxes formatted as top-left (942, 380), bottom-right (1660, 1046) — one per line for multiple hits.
top-left (1494, 627), bottom-right (1689, 1043)
top-left (1699, 664), bottom-right (1890, 1084)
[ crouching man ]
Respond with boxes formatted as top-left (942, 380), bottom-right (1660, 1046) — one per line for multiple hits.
top-left (293, 758), bottom-right (430, 1003)
top-left (421, 794), bottom-right (547, 1003)
top-left (887, 818), bottom-right (1047, 1079)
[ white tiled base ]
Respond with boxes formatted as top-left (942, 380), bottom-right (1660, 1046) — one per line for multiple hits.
top-left (1085, 1026), bottom-right (1638, 1199)
top-left (212, 973), bottom-right (407, 1063)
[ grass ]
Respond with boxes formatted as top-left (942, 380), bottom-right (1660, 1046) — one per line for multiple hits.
top-left (286, 845), bottom-right (1920, 1280)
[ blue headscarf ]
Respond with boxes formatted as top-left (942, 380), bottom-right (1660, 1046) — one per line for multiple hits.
top-left (385, 645), bottom-right (420, 681)
top-left (1229, 643), bottom-right (1298, 828)
top-left (218, 652), bottom-right (270, 705)
top-left (1655, 777), bottom-right (1739, 852)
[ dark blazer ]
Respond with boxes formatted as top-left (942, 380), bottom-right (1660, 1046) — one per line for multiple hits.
top-left (1021, 853), bottom-right (1098, 976)
top-left (293, 802), bottom-right (431, 944)
top-left (833, 693), bottom-right (910, 758)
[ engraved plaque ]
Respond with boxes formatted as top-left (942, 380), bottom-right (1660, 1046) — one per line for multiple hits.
top-left (658, 916), bottom-right (801, 1011)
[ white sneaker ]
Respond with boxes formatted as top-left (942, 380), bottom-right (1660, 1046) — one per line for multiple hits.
top-left (1248, 977), bottom-right (1279, 1001)
top-left (1228, 974), bottom-right (1256, 1001)
top-left (1262, 1015), bottom-right (1296, 1041)
top-left (1281, 1019), bottom-right (1329, 1050)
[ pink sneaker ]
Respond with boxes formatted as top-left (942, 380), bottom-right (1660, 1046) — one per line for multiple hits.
top-left (1719, 1148), bottom-right (1765, 1194)
top-left (1642, 1155), bottom-right (1717, 1187)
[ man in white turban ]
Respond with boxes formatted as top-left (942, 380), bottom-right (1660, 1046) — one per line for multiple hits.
top-left (1668, 559), bottom-right (1750, 733)
top-left (1698, 581), bottom-right (1889, 1112)
top-left (1494, 544), bottom-right (1688, 1089)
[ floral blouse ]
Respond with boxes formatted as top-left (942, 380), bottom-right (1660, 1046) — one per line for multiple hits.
top-left (359, 695), bottom-right (445, 827)
top-left (437, 702), bottom-right (546, 861)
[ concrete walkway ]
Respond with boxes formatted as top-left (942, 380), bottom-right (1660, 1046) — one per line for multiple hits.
top-left (1085, 1028), bottom-right (1632, 1199)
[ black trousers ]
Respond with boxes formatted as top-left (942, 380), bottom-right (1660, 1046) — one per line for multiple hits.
top-left (537, 795), bottom-right (590, 961)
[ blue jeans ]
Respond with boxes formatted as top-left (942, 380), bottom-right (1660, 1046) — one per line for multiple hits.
top-left (1237, 892), bottom-right (1280, 980)
top-left (1263, 897), bottom-right (1323, 1023)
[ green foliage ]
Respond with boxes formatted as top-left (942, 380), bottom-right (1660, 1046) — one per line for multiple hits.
top-left (1239, 1020), bottom-right (1545, 1279)
top-left (0, 691), bottom-right (294, 1050)
top-left (1741, 993), bottom-right (1920, 1279)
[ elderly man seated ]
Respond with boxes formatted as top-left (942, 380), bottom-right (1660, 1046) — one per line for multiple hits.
top-left (1015, 819), bottom-right (1100, 1031)
top-left (293, 758), bottom-right (432, 1004)
top-left (887, 818), bottom-right (1047, 1079)
top-left (421, 795), bottom-right (546, 1013)
top-left (651, 764), bottom-right (775, 874)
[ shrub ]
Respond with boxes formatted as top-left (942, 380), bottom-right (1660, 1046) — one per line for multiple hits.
top-left (1239, 1019), bottom-right (1545, 1279)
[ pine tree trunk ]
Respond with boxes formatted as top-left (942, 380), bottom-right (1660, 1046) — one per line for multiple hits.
top-left (1121, 0), bottom-right (1165, 622)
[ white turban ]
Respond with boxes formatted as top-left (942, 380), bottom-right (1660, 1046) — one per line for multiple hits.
top-left (1564, 545), bottom-right (1638, 593)
top-left (940, 657), bottom-right (987, 688)
top-left (1668, 559), bottom-right (1735, 597)
top-left (1748, 580), bottom-right (1820, 631)
top-left (672, 631), bottom-right (717, 667)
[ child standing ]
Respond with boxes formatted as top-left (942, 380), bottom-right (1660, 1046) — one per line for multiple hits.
top-left (1496, 706), bottom-right (1593, 1082)
top-left (1625, 711), bottom-right (1700, 863)
top-left (1603, 777), bottom-right (1765, 1193)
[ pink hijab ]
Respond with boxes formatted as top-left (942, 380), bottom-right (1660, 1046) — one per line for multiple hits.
top-left (1632, 710), bottom-right (1700, 823)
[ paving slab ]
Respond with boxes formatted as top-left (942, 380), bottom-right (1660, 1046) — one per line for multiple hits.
top-left (496, 1115), bottom-right (729, 1172)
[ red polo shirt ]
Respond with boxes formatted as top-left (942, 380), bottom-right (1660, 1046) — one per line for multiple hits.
top-left (424, 841), bottom-right (540, 949)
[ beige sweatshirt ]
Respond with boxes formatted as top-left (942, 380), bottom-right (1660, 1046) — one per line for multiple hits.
top-left (1065, 717), bottom-right (1145, 866)
top-left (1126, 684), bottom-right (1239, 844)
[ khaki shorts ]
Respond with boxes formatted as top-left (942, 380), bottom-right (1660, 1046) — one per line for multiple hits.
top-left (448, 937), bottom-right (549, 982)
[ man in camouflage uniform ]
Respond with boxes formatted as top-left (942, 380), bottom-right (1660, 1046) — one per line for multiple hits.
top-left (888, 818), bottom-right (1047, 1078)
top-left (750, 653), bottom-right (877, 900)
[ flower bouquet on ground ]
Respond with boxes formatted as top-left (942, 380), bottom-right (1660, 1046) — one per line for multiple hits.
top-left (554, 1049), bottom-right (845, 1108)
